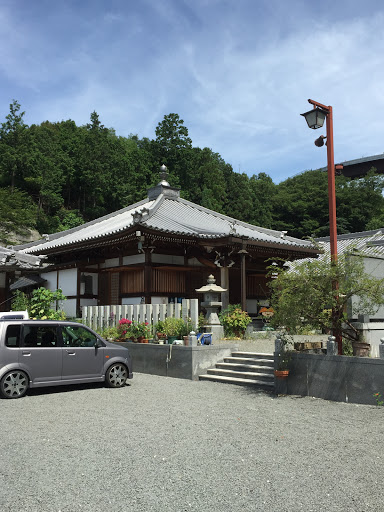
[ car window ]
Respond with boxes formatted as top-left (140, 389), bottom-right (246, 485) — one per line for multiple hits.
top-left (61, 325), bottom-right (98, 348)
top-left (5, 325), bottom-right (21, 347)
top-left (22, 325), bottom-right (58, 347)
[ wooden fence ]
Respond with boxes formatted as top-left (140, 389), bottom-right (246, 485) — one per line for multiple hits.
top-left (82, 299), bottom-right (199, 333)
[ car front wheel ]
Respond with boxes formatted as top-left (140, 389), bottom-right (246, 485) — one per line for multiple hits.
top-left (0, 370), bottom-right (29, 399)
top-left (106, 363), bottom-right (128, 388)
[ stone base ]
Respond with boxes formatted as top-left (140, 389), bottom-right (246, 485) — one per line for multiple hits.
top-left (205, 325), bottom-right (224, 342)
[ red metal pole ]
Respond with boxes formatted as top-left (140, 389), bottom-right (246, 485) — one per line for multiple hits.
top-left (326, 106), bottom-right (338, 264)
top-left (307, 99), bottom-right (342, 354)
top-left (325, 107), bottom-right (342, 355)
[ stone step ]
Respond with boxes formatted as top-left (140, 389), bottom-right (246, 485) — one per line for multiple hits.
top-left (199, 373), bottom-right (274, 388)
top-left (231, 351), bottom-right (274, 359)
top-left (216, 362), bottom-right (274, 374)
top-left (224, 356), bottom-right (274, 366)
top-left (207, 368), bottom-right (274, 381)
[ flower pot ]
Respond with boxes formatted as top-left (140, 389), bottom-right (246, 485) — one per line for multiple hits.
top-left (274, 369), bottom-right (290, 379)
top-left (167, 335), bottom-right (178, 345)
top-left (183, 336), bottom-right (189, 346)
top-left (352, 342), bottom-right (370, 357)
top-left (137, 337), bottom-right (148, 343)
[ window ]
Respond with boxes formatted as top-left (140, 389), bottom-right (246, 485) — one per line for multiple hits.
top-left (5, 325), bottom-right (21, 347)
top-left (61, 325), bottom-right (98, 347)
top-left (22, 325), bottom-right (58, 347)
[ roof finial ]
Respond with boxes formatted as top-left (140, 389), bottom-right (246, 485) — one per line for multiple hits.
top-left (159, 164), bottom-right (170, 186)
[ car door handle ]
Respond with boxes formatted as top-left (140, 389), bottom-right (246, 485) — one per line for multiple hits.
top-left (22, 351), bottom-right (31, 356)
top-left (66, 351), bottom-right (76, 355)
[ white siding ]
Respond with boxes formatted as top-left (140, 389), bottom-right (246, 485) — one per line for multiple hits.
top-left (40, 271), bottom-right (58, 291)
top-left (62, 298), bottom-right (77, 318)
top-left (58, 269), bottom-right (77, 296)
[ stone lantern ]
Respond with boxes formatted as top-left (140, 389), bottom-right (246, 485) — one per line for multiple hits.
top-left (195, 274), bottom-right (227, 341)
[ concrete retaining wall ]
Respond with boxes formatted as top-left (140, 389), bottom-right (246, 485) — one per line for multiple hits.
top-left (277, 352), bottom-right (384, 405)
top-left (119, 342), bottom-right (236, 380)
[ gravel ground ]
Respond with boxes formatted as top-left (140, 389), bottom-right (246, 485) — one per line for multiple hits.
top-left (1, 374), bottom-right (383, 512)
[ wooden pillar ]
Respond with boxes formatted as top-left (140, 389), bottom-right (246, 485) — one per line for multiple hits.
top-left (144, 250), bottom-right (152, 304)
top-left (240, 249), bottom-right (247, 311)
top-left (220, 266), bottom-right (229, 311)
top-left (76, 268), bottom-right (81, 317)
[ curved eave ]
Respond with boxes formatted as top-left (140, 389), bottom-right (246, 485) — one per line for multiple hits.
top-left (24, 224), bottom-right (319, 258)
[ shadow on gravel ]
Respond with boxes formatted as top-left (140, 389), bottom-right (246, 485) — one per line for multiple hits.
top-left (25, 381), bottom-right (132, 398)
top-left (237, 387), bottom-right (277, 399)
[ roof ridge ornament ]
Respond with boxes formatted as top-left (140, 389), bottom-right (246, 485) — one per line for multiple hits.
top-left (159, 164), bottom-right (170, 186)
top-left (132, 207), bottom-right (150, 224)
top-left (147, 164), bottom-right (181, 201)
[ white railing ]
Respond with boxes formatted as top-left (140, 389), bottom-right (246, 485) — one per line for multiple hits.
top-left (82, 299), bottom-right (199, 333)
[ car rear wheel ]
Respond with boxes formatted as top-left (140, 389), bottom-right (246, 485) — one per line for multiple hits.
top-left (106, 363), bottom-right (128, 388)
top-left (0, 370), bottom-right (29, 399)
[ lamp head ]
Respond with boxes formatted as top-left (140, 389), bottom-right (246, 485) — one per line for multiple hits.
top-left (301, 107), bottom-right (327, 129)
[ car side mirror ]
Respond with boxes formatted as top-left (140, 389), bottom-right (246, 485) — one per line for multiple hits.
top-left (95, 339), bottom-right (103, 349)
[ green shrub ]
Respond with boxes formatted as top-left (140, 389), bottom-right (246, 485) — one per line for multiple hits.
top-left (162, 317), bottom-right (186, 337)
top-left (12, 287), bottom-right (67, 320)
top-left (219, 304), bottom-right (252, 338)
top-left (100, 326), bottom-right (119, 340)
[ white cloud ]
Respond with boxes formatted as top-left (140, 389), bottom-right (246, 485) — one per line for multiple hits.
top-left (1, 1), bottom-right (384, 182)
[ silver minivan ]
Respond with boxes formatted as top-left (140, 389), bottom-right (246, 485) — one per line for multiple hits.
top-left (0, 320), bottom-right (133, 399)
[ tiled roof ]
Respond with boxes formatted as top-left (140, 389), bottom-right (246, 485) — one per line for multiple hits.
top-left (315, 229), bottom-right (384, 259)
top-left (0, 246), bottom-right (47, 269)
top-left (16, 187), bottom-right (316, 255)
top-left (319, 153), bottom-right (384, 172)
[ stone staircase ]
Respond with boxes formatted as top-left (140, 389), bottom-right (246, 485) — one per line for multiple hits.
top-left (199, 351), bottom-right (275, 390)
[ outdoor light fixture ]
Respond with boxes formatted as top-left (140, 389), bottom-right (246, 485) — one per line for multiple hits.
top-left (314, 135), bottom-right (327, 147)
top-left (301, 99), bottom-right (342, 354)
top-left (300, 107), bottom-right (326, 129)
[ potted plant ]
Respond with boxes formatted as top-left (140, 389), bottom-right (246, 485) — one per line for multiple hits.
top-left (101, 326), bottom-right (119, 342)
top-left (136, 321), bottom-right (152, 343)
top-left (352, 334), bottom-right (370, 357)
top-left (274, 334), bottom-right (292, 379)
top-left (178, 318), bottom-right (193, 344)
top-left (218, 304), bottom-right (252, 338)
top-left (155, 320), bottom-right (167, 343)
top-left (162, 317), bottom-right (185, 344)
top-left (116, 318), bottom-right (133, 341)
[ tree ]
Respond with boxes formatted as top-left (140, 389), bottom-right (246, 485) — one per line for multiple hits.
top-left (0, 100), bottom-right (29, 191)
top-left (268, 253), bottom-right (384, 350)
top-left (11, 287), bottom-right (67, 320)
top-left (272, 169), bottom-right (384, 239)
top-left (272, 170), bottom-right (330, 238)
top-left (0, 187), bottom-right (37, 244)
top-left (248, 172), bottom-right (276, 228)
top-left (336, 170), bottom-right (384, 233)
top-left (153, 113), bottom-right (193, 188)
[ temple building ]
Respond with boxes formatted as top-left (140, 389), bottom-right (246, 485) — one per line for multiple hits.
top-left (11, 166), bottom-right (319, 317)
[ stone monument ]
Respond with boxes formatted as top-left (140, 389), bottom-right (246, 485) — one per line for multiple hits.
top-left (195, 274), bottom-right (227, 342)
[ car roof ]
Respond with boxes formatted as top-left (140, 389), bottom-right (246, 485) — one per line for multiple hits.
top-left (0, 320), bottom-right (87, 326)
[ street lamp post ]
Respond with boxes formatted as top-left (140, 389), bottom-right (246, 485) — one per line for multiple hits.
top-left (301, 99), bottom-right (342, 355)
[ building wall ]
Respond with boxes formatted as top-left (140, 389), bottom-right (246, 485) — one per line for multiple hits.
top-left (58, 268), bottom-right (77, 296)
top-left (349, 256), bottom-right (384, 321)
top-left (280, 352), bottom-right (384, 405)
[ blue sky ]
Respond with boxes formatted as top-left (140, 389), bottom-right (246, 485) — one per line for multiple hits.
top-left (1, 0), bottom-right (384, 183)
